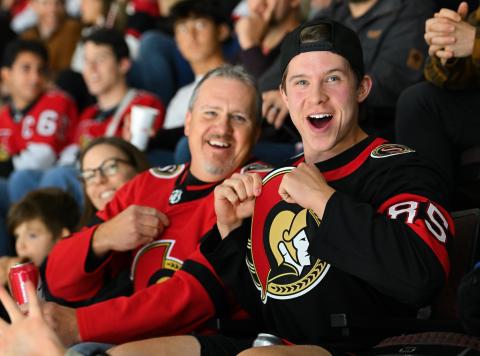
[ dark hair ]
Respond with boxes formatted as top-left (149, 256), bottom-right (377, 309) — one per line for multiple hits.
top-left (7, 187), bottom-right (80, 239)
top-left (79, 137), bottom-right (150, 226)
top-left (170, 0), bottom-right (232, 29)
top-left (2, 39), bottom-right (49, 68)
top-left (83, 27), bottom-right (129, 61)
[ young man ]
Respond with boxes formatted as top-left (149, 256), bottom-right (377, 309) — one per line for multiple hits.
top-left (73, 28), bottom-right (165, 151)
top-left (41, 65), bottom-right (263, 346)
top-left (0, 39), bottom-right (77, 176)
top-left (162, 0), bottom-right (229, 131)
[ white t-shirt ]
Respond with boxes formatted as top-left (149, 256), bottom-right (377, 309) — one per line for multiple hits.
top-left (163, 75), bottom-right (203, 129)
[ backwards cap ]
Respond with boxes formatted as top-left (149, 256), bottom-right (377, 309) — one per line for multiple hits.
top-left (280, 18), bottom-right (364, 79)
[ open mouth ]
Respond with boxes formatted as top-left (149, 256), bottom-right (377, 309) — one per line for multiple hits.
top-left (307, 113), bottom-right (333, 129)
top-left (207, 139), bottom-right (231, 149)
top-left (100, 190), bottom-right (115, 200)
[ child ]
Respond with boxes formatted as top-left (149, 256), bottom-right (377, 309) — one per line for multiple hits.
top-left (0, 188), bottom-right (79, 285)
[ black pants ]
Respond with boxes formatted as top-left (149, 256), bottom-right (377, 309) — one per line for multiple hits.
top-left (395, 81), bottom-right (480, 201)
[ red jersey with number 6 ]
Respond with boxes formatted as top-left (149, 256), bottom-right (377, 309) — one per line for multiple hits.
top-left (0, 90), bottom-right (77, 160)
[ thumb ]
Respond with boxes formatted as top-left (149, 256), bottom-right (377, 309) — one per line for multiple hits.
top-left (457, 1), bottom-right (469, 20)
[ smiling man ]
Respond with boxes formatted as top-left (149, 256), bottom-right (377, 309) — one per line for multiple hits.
top-left (41, 65), bottom-right (263, 347)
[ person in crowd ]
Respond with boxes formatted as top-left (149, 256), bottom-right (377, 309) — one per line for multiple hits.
top-left (40, 65), bottom-right (263, 349)
top-left (57, 0), bottom-right (128, 111)
top-left (129, 0), bottom-right (240, 105)
top-left (0, 187), bottom-right (79, 285)
top-left (146, 0), bottom-right (230, 163)
top-left (109, 18), bottom-right (454, 355)
top-left (235, 0), bottom-right (303, 78)
top-left (6, 28), bottom-right (165, 207)
top-left (0, 38), bottom-right (77, 177)
top-left (77, 136), bottom-right (150, 227)
top-left (261, 0), bottom-right (435, 141)
top-left (20, 0), bottom-right (82, 78)
top-left (396, 1), bottom-right (479, 204)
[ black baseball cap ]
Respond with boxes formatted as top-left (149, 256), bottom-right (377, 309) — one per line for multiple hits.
top-left (280, 18), bottom-right (364, 80)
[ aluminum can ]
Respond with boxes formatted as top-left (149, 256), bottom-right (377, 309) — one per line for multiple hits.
top-left (252, 333), bottom-right (282, 347)
top-left (8, 262), bottom-right (39, 307)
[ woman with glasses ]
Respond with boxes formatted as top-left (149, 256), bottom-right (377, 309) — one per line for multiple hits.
top-left (78, 137), bottom-right (150, 226)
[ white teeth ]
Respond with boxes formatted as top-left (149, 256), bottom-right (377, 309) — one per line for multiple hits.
top-left (100, 190), bottom-right (114, 200)
top-left (208, 140), bottom-right (230, 148)
top-left (309, 114), bottom-right (333, 119)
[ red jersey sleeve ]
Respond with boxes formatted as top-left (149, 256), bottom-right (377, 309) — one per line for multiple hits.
top-left (76, 246), bottom-right (231, 343)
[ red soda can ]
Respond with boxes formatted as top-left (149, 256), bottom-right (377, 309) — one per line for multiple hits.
top-left (8, 262), bottom-right (39, 310)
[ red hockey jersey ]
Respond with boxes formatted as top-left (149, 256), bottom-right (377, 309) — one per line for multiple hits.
top-left (45, 164), bottom-right (237, 343)
top-left (73, 90), bottom-right (165, 148)
top-left (0, 90), bottom-right (77, 160)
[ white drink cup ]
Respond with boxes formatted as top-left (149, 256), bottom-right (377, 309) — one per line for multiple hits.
top-left (130, 105), bottom-right (159, 150)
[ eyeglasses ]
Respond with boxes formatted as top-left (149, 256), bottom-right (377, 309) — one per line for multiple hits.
top-left (80, 158), bottom-right (132, 185)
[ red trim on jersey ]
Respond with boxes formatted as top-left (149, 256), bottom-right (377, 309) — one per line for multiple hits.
top-left (323, 138), bottom-right (387, 181)
top-left (378, 193), bottom-right (454, 277)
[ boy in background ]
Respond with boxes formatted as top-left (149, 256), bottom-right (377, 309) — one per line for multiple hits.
top-left (0, 187), bottom-right (79, 284)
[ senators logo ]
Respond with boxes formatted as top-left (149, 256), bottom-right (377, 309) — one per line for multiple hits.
top-left (247, 167), bottom-right (330, 303)
top-left (370, 144), bottom-right (414, 158)
top-left (130, 240), bottom-right (183, 290)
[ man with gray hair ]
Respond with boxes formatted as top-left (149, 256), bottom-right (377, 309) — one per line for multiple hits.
top-left (41, 65), bottom-right (265, 346)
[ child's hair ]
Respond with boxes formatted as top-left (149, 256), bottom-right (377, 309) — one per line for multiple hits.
top-left (7, 188), bottom-right (80, 238)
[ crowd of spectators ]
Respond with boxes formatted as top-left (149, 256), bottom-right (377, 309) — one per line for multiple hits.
top-left (0, 0), bottom-right (478, 355)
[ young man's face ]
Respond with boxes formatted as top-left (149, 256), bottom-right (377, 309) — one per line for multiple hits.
top-left (281, 51), bottom-right (371, 163)
top-left (185, 76), bottom-right (259, 182)
top-left (82, 42), bottom-right (129, 98)
top-left (14, 218), bottom-right (57, 266)
top-left (1, 52), bottom-right (47, 109)
top-left (174, 16), bottom-right (226, 65)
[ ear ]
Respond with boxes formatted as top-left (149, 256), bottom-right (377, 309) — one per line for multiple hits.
top-left (119, 57), bottom-right (131, 75)
top-left (279, 84), bottom-right (289, 109)
top-left (60, 227), bottom-right (71, 238)
top-left (1, 67), bottom-right (10, 83)
top-left (356, 75), bottom-right (372, 103)
top-left (184, 111), bottom-right (192, 137)
top-left (217, 23), bottom-right (230, 43)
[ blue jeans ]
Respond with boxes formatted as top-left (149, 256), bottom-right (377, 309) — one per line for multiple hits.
top-left (7, 166), bottom-right (83, 209)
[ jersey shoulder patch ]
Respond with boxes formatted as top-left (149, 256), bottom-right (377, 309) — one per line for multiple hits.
top-left (149, 164), bottom-right (186, 179)
top-left (370, 143), bottom-right (415, 159)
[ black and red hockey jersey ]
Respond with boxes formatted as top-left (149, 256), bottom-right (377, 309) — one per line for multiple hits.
top-left (201, 136), bottom-right (454, 350)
